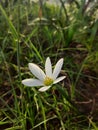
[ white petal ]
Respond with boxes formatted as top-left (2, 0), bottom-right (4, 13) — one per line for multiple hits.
top-left (22, 78), bottom-right (43, 87)
top-left (52, 58), bottom-right (64, 79)
top-left (53, 76), bottom-right (66, 84)
top-left (28, 63), bottom-right (46, 81)
top-left (38, 86), bottom-right (51, 92)
top-left (45, 57), bottom-right (52, 77)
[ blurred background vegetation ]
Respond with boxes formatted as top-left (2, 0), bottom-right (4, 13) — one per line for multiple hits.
top-left (0, 0), bottom-right (98, 130)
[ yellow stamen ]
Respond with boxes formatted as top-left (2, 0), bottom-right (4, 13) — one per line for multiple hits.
top-left (44, 77), bottom-right (53, 86)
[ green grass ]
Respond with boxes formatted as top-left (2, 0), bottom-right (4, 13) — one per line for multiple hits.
top-left (0, 0), bottom-right (98, 129)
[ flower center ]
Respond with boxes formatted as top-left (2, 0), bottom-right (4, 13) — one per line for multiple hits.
top-left (44, 77), bottom-right (53, 86)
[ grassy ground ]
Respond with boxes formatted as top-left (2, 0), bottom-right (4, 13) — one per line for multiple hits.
top-left (0, 0), bottom-right (98, 130)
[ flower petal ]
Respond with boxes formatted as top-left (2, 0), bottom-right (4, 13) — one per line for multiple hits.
top-left (38, 86), bottom-right (51, 92)
top-left (22, 78), bottom-right (43, 87)
top-left (45, 57), bottom-right (52, 77)
top-left (52, 58), bottom-right (64, 79)
top-left (28, 63), bottom-right (46, 81)
top-left (53, 76), bottom-right (66, 84)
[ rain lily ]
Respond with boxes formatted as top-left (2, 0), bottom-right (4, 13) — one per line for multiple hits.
top-left (22, 57), bottom-right (66, 92)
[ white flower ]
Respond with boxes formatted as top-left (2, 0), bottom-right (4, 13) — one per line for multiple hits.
top-left (22, 57), bottom-right (66, 92)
